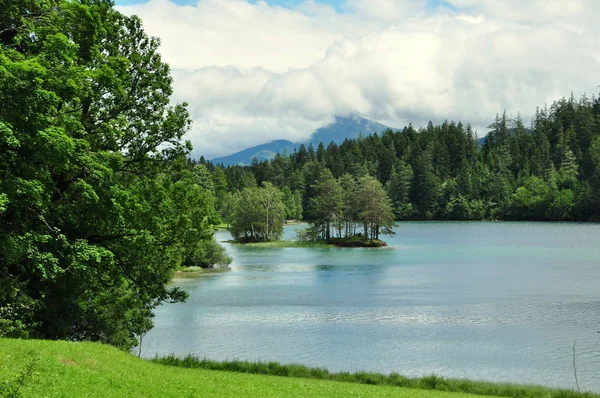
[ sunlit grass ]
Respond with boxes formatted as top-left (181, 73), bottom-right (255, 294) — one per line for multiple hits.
top-left (1, 338), bottom-right (496, 398)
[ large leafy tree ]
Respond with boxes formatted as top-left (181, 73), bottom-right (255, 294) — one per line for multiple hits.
top-left (355, 176), bottom-right (395, 240)
top-left (308, 169), bottom-right (344, 240)
top-left (0, 0), bottom-right (216, 348)
top-left (230, 183), bottom-right (285, 242)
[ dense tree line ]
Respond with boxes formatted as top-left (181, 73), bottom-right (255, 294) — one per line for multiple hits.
top-left (0, 0), bottom-right (227, 348)
top-left (200, 94), bottom-right (600, 222)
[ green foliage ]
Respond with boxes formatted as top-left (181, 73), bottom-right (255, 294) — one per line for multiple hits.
top-left (412, 150), bottom-right (442, 219)
top-left (546, 189), bottom-right (575, 220)
top-left (218, 191), bottom-right (237, 227)
top-left (355, 175), bottom-right (395, 240)
top-left (281, 186), bottom-right (302, 220)
top-left (184, 238), bottom-right (232, 269)
top-left (303, 171), bottom-right (395, 243)
top-left (230, 183), bottom-right (285, 242)
top-left (212, 165), bottom-right (229, 213)
top-left (308, 169), bottom-right (344, 240)
top-left (386, 160), bottom-right (413, 218)
top-left (506, 176), bottom-right (553, 220)
top-left (0, 193), bottom-right (7, 210)
top-left (442, 195), bottom-right (486, 220)
top-left (0, 0), bottom-right (225, 349)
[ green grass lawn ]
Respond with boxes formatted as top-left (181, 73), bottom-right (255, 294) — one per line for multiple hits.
top-left (0, 338), bottom-right (495, 398)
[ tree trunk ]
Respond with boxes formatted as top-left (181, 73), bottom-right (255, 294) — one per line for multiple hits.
top-left (266, 208), bottom-right (269, 240)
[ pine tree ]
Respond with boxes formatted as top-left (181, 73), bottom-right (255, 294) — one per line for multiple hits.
top-left (386, 160), bottom-right (413, 219)
top-left (411, 150), bottom-right (441, 219)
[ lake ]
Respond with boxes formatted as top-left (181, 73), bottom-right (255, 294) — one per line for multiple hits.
top-left (144, 222), bottom-right (600, 392)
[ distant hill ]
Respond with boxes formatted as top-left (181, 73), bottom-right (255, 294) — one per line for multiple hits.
top-left (211, 139), bottom-right (296, 166)
top-left (307, 114), bottom-right (390, 148)
top-left (211, 114), bottom-right (391, 166)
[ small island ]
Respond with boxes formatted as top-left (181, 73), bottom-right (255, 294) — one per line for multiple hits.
top-left (327, 237), bottom-right (387, 247)
top-left (224, 170), bottom-right (395, 248)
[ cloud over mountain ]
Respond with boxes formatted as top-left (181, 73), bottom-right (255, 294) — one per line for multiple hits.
top-left (117, 0), bottom-right (600, 159)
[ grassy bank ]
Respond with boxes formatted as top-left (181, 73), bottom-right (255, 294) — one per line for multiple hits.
top-left (1, 339), bottom-right (492, 398)
top-left (154, 355), bottom-right (591, 398)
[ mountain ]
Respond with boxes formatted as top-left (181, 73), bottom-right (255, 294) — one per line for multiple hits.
top-left (211, 139), bottom-right (296, 166)
top-left (308, 114), bottom-right (390, 148)
top-left (211, 114), bottom-right (391, 166)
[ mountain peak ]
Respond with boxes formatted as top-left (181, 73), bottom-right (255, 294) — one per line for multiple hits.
top-left (211, 115), bottom-right (391, 166)
top-left (308, 114), bottom-right (389, 147)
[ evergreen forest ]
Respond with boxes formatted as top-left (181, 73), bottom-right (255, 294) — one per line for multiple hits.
top-left (207, 97), bottom-right (600, 224)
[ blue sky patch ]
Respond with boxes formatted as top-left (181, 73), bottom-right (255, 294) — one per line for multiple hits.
top-left (114, 0), bottom-right (459, 13)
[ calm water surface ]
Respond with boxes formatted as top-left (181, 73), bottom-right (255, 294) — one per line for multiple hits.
top-left (146, 222), bottom-right (600, 392)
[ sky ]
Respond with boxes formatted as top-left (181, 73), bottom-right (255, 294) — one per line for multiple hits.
top-left (114, 0), bottom-right (600, 159)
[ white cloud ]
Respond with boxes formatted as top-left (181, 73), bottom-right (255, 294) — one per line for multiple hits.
top-left (344, 0), bottom-right (427, 21)
top-left (117, 0), bottom-right (600, 158)
top-left (120, 0), bottom-right (363, 73)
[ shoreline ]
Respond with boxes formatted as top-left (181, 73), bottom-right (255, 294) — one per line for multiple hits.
top-left (155, 354), bottom-right (594, 398)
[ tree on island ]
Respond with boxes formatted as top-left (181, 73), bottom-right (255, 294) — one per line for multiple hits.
top-left (306, 171), bottom-right (395, 245)
top-left (355, 175), bottom-right (395, 240)
top-left (230, 183), bottom-right (285, 242)
top-left (308, 169), bottom-right (344, 241)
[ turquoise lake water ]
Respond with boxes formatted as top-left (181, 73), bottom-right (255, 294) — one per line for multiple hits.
top-left (145, 222), bottom-right (600, 392)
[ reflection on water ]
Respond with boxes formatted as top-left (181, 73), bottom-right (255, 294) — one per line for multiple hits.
top-left (145, 222), bottom-right (600, 392)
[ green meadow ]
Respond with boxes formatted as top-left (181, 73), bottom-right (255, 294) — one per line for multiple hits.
top-left (1, 339), bottom-right (593, 398)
